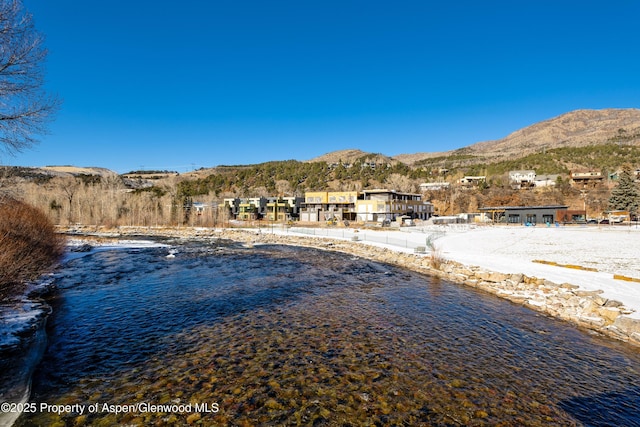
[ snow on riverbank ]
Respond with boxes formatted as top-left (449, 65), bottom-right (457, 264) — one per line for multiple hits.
top-left (283, 224), bottom-right (640, 320)
top-left (435, 225), bottom-right (640, 320)
top-left (1, 239), bottom-right (168, 350)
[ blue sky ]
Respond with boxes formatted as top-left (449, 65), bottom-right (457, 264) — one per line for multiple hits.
top-left (5, 1), bottom-right (640, 173)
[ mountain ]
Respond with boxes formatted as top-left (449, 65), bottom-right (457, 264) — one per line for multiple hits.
top-left (395, 108), bottom-right (640, 165)
top-left (467, 108), bottom-right (640, 158)
top-left (0, 165), bottom-right (119, 187)
top-left (39, 166), bottom-right (119, 177)
top-left (5, 109), bottom-right (639, 186)
top-left (308, 149), bottom-right (397, 165)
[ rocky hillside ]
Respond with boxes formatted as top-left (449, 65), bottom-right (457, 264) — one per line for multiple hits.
top-left (395, 108), bottom-right (640, 165)
top-left (308, 149), bottom-right (397, 166)
top-left (0, 165), bottom-right (118, 184)
top-left (468, 108), bottom-right (640, 158)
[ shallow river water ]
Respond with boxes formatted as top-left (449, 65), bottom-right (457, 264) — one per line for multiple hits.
top-left (12, 240), bottom-right (640, 426)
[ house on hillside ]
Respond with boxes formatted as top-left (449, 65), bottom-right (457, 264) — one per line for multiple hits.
top-left (458, 176), bottom-right (486, 188)
top-left (534, 174), bottom-right (559, 187)
top-left (570, 170), bottom-right (604, 188)
top-left (419, 182), bottom-right (450, 191)
top-left (509, 170), bottom-right (536, 189)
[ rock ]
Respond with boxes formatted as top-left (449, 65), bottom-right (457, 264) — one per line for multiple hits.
top-left (576, 316), bottom-right (606, 328)
top-left (597, 307), bottom-right (621, 323)
top-left (591, 294), bottom-right (609, 307)
top-left (457, 267), bottom-right (475, 277)
top-left (574, 289), bottom-right (604, 297)
top-left (71, 243), bottom-right (93, 252)
top-left (477, 271), bottom-right (510, 283)
top-left (604, 299), bottom-right (624, 308)
top-left (510, 273), bottom-right (524, 283)
top-left (613, 316), bottom-right (640, 336)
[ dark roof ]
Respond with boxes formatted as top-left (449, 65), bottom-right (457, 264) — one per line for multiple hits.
top-left (480, 205), bottom-right (569, 211)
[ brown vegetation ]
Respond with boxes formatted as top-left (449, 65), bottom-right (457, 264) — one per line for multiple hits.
top-left (2, 109), bottom-right (638, 225)
top-left (0, 197), bottom-right (65, 299)
top-left (395, 108), bottom-right (640, 165)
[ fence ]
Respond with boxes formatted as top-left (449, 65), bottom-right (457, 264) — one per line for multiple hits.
top-left (288, 226), bottom-right (452, 252)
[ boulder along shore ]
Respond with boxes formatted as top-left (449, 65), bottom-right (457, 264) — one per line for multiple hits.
top-left (61, 225), bottom-right (640, 348)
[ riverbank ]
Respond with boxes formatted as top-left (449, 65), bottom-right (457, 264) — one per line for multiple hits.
top-left (61, 225), bottom-right (640, 348)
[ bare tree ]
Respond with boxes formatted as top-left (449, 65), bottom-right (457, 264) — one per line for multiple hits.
top-left (385, 173), bottom-right (417, 193)
top-left (0, 0), bottom-right (59, 154)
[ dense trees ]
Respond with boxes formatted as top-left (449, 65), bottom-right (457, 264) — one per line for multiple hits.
top-left (414, 144), bottom-right (640, 179)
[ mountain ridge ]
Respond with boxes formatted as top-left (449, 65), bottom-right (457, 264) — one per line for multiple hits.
top-left (6, 108), bottom-right (640, 175)
top-left (317, 108), bottom-right (640, 166)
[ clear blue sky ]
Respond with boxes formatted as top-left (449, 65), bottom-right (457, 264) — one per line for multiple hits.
top-left (5, 0), bottom-right (640, 173)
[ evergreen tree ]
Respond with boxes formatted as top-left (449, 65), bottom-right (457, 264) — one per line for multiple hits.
top-left (608, 164), bottom-right (640, 214)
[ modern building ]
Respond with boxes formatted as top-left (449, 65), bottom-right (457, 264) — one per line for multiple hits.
top-left (479, 205), bottom-right (585, 225)
top-left (300, 189), bottom-right (434, 223)
top-left (224, 197), bottom-right (267, 220)
top-left (300, 191), bottom-right (359, 222)
top-left (265, 197), bottom-right (304, 221)
top-left (356, 189), bottom-right (432, 222)
top-left (224, 196), bottom-right (303, 221)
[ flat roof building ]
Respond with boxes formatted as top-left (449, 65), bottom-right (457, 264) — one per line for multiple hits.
top-left (479, 205), bottom-right (585, 225)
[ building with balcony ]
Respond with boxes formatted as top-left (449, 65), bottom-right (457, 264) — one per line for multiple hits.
top-left (356, 189), bottom-right (433, 222)
top-left (265, 197), bottom-right (303, 221)
top-left (299, 191), bottom-right (359, 222)
top-left (224, 197), bottom-right (267, 220)
top-left (300, 190), bottom-right (433, 223)
top-left (570, 170), bottom-right (604, 188)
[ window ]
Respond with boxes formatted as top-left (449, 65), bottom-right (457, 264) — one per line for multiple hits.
top-left (526, 214), bottom-right (537, 225)
top-left (542, 214), bottom-right (554, 224)
top-left (508, 214), bottom-right (520, 224)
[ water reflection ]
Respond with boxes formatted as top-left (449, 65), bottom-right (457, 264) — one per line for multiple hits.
top-left (15, 243), bottom-right (640, 426)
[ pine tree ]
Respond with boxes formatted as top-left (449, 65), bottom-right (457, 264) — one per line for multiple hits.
top-left (608, 164), bottom-right (640, 214)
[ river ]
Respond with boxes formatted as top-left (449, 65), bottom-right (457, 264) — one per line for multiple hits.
top-left (6, 239), bottom-right (640, 426)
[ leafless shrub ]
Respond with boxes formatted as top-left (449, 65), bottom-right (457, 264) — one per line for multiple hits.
top-left (426, 234), bottom-right (445, 270)
top-left (0, 196), bottom-right (65, 299)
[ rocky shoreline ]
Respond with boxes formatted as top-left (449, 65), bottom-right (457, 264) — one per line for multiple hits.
top-left (63, 225), bottom-right (640, 348)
